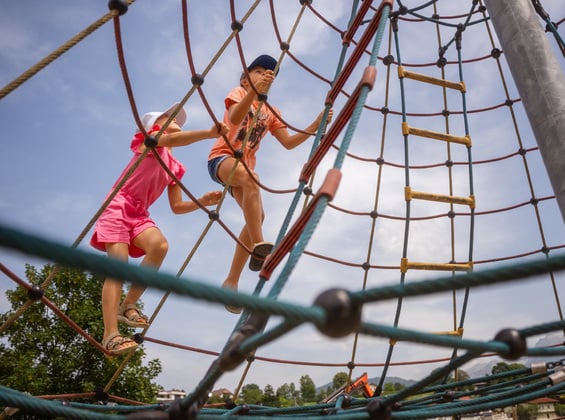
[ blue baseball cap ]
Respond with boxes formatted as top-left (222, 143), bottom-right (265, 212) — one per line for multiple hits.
top-left (247, 54), bottom-right (278, 74)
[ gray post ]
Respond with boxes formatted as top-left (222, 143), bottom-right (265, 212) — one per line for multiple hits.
top-left (485, 0), bottom-right (565, 222)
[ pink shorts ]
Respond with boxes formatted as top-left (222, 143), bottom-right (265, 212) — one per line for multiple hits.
top-left (90, 192), bottom-right (156, 258)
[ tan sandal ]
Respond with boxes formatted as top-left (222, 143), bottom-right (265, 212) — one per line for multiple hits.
top-left (221, 281), bottom-right (242, 314)
top-left (118, 303), bottom-right (149, 328)
top-left (102, 333), bottom-right (138, 356)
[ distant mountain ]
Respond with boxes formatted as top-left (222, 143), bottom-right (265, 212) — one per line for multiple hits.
top-left (454, 332), bottom-right (564, 379)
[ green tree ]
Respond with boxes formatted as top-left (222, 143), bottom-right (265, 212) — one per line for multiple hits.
top-left (299, 374), bottom-right (316, 403)
top-left (517, 403), bottom-right (538, 420)
top-left (262, 384), bottom-right (277, 407)
top-left (382, 382), bottom-right (405, 396)
top-left (275, 383), bottom-right (294, 407)
top-left (241, 383), bottom-right (263, 405)
top-left (0, 264), bottom-right (162, 405)
top-left (332, 372), bottom-right (349, 391)
top-left (489, 362), bottom-right (527, 387)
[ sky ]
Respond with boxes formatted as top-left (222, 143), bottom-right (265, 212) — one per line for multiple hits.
top-left (1, 0), bottom-right (565, 395)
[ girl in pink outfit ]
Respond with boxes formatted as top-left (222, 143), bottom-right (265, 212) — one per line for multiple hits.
top-left (91, 103), bottom-right (228, 355)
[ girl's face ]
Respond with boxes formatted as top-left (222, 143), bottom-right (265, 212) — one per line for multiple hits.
top-left (155, 115), bottom-right (181, 132)
top-left (242, 66), bottom-right (274, 89)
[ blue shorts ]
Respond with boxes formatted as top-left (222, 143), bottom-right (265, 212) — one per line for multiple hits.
top-left (208, 155), bottom-right (230, 185)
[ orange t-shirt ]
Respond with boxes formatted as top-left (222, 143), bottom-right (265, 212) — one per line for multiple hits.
top-left (208, 86), bottom-right (287, 171)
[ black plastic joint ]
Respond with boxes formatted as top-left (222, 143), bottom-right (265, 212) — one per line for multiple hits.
top-left (108, 0), bottom-right (128, 15)
top-left (191, 74), bottom-right (204, 87)
top-left (27, 285), bottom-right (44, 301)
top-left (144, 135), bottom-right (158, 148)
top-left (231, 21), bottom-right (243, 32)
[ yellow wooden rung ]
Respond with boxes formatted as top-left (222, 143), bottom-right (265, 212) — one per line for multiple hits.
top-left (398, 65), bottom-right (466, 92)
top-left (402, 122), bottom-right (471, 147)
top-left (434, 327), bottom-right (464, 337)
top-left (400, 257), bottom-right (473, 273)
top-left (405, 187), bottom-right (476, 208)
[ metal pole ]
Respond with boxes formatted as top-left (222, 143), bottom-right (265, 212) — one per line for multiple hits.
top-left (485, 0), bottom-right (565, 222)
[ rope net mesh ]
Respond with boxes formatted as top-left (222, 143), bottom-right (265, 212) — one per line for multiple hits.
top-left (0, 0), bottom-right (564, 418)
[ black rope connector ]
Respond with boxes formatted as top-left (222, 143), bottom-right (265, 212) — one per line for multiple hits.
top-left (234, 148), bottom-right (244, 159)
top-left (390, 14), bottom-right (399, 32)
top-left (443, 391), bottom-right (455, 402)
top-left (299, 0), bottom-right (313, 5)
top-left (208, 210), bottom-right (219, 221)
top-left (108, 0), bottom-right (128, 16)
top-left (231, 20), bottom-right (243, 32)
top-left (144, 135), bottom-right (158, 148)
top-left (362, 262), bottom-right (371, 271)
top-left (398, 6), bottom-right (408, 15)
top-left (347, 361), bottom-right (355, 370)
top-left (367, 398), bottom-right (392, 420)
top-left (518, 147), bottom-right (527, 156)
top-left (530, 197), bottom-right (539, 205)
top-left (257, 93), bottom-right (268, 102)
top-left (445, 159), bottom-right (453, 167)
top-left (382, 55), bottom-right (395, 66)
top-left (436, 57), bottom-right (447, 68)
top-left (455, 24), bottom-right (464, 50)
top-left (219, 313), bottom-right (268, 371)
top-left (191, 74), bottom-right (204, 87)
top-left (432, 13), bottom-right (439, 21)
top-left (380, 106), bottom-right (389, 115)
top-left (541, 246), bottom-right (549, 255)
top-left (132, 333), bottom-right (144, 344)
top-left (375, 158), bottom-right (384, 167)
top-left (493, 328), bottom-right (527, 360)
top-left (505, 99), bottom-right (514, 107)
top-left (313, 288), bottom-right (361, 338)
top-left (94, 387), bottom-right (109, 404)
top-left (442, 109), bottom-right (450, 117)
top-left (280, 42), bottom-right (290, 51)
top-left (370, 210), bottom-right (379, 219)
top-left (224, 399), bottom-right (237, 410)
top-left (303, 186), bottom-right (313, 196)
top-left (491, 48), bottom-right (502, 59)
top-left (447, 210), bottom-right (456, 219)
top-left (27, 285), bottom-right (44, 301)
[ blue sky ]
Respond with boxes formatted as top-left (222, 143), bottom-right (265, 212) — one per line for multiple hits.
top-left (1, 1), bottom-right (564, 393)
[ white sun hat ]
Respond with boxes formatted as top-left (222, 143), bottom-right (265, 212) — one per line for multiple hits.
top-left (139, 102), bottom-right (187, 132)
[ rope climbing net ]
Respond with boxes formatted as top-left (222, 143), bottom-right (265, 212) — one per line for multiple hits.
top-left (1, 0), bottom-right (565, 418)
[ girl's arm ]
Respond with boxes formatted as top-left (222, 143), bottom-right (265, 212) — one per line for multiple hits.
top-left (273, 109), bottom-right (333, 150)
top-left (229, 70), bottom-right (275, 125)
top-left (159, 123), bottom-right (228, 148)
top-left (167, 184), bottom-right (222, 214)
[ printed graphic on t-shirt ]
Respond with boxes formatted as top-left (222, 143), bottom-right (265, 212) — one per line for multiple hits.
top-left (237, 111), bottom-right (268, 149)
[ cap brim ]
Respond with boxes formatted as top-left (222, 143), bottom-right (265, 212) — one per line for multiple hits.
top-left (161, 102), bottom-right (187, 127)
top-left (247, 54), bottom-right (278, 74)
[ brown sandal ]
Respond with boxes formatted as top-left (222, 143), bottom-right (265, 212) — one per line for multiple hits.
top-left (249, 242), bottom-right (274, 272)
top-left (102, 333), bottom-right (138, 356)
top-left (118, 304), bottom-right (149, 328)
